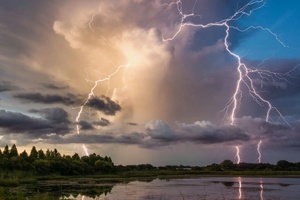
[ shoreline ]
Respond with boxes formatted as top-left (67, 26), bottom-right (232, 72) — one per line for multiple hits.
top-left (36, 171), bottom-right (300, 182)
top-left (1, 170), bottom-right (300, 188)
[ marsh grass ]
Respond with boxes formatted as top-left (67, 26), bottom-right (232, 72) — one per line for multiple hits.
top-left (0, 188), bottom-right (57, 200)
top-left (0, 179), bottom-right (19, 187)
top-left (19, 178), bottom-right (37, 184)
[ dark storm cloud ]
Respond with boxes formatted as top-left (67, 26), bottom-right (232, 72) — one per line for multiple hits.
top-left (43, 83), bottom-right (68, 90)
top-left (145, 120), bottom-right (250, 145)
top-left (0, 109), bottom-right (71, 136)
top-left (48, 120), bottom-right (250, 148)
top-left (79, 120), bottom-right (94, 130)
top-left (145, 120), bottom-right (177, 141)
top-left (27, 107), bottom-right (71, 135)
top-left (0, 110), bottom-right (51, 133)
top-left (0, 81), bottom-right (19, 92)
top-left (29, 107), bottom-right (70, 123)
top-left (93, 118), bottom-right (111, 127)
top-left (127, 122), bottom-right (138, 126)
top-left (176, 122), bottom-right (249, 144)
top-left (52, 132), bottom-right (146, 145)
top-left (236, 117), bottom-right (300, 147)
top-left (14, 92), bottom-right (80, 105)
top-left (86, 96), bottom-right (121, 115)
top-left (44, 117), bottom-right (300, 149)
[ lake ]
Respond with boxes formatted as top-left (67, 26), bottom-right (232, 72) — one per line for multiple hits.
top-left (7, 177), bottom-right (300, 199)
top-left (62, 177), bottom-right (300, 200)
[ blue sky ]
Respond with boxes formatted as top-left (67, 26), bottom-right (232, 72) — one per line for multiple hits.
top-left (233, 0), bottom-right (300, 59)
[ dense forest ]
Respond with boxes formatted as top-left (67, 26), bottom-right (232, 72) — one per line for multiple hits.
top-left (0, 144), bottom-right (114, 175)
top-left (0, 144), bottom-right (300, 177)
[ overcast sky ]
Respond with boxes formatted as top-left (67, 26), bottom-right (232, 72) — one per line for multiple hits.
top-left (0, 0), bottom-right (300, 166)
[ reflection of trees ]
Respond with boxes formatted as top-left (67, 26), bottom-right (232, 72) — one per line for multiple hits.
top-left (76, 185), bottom-right (113, 198)
top-left (137, 178), bottom-right (155, 183)
top-left (23, 184), bottom-right (114, 199)
top-left (222, 181), bottom-right (234, 187)
top-left (1, 178), bottom-right (157, 199)
top-left (279, 183), bottom-right (291, 187)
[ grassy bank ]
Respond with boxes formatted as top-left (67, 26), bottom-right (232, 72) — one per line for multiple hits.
top-left (2, 169), bottom-right (300, 187)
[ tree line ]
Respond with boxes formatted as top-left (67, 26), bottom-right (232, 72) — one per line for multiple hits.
top-left (1, 144), bottom-right (300, 176)
top-left (0, 144), bottom-right (114, 175)
top-left (214, 159), bottom-right (300, 171)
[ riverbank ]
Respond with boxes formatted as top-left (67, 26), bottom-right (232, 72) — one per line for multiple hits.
top-left (1, 172), bottom-right (300, 200)
top-left (1, 169), bottom-right (300, 188)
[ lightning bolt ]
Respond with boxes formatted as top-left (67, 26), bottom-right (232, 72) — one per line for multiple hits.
top-left (75, 63), bottom-right (129, 156)
top-left (72, 8), bottom-right (132, 156)
top-left (257, 139), bottom-right (262, 163)
top-left (235, 146), bottom-right (241, 164)
top-left (158, 0), bottom-right (297, 163)
top-left (88, 8), bottom-right (113, 47)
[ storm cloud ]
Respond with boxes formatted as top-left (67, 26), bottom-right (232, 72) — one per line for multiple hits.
top-left (0, 109), bottom-right (71, 136)
top-left (42, 117), bottom-right (300, 150)
top-left (143, 120), bottom-right (250, 146)
top-left (86, 96), bottom-right (121, 115)
top-left (14, 92), bottom-right (80, 105)
top-left (93, 118), bottom-right (111, 127)
top-left (0, 0), bottom-right (300, 165)
top-left (79, 120), bottom-right (94, 130)
top-left (43, 83), bottom-right (68, 90)
top-left (47, 120), bottom-right (249, 148)
top-left (29, 107), bottom-right (70, 123)
top-left (0, 81), bottom-right (19, 92)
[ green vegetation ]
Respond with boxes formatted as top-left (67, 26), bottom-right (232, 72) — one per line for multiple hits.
top-left (0, 144), bottom-right (300, 184)
top-left (0, 144), bottom-right (300, 199)
top-left (0, 144), bottom-right (115, 180)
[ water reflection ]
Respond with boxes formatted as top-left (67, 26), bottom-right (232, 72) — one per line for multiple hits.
top-left (260, 180), bottom-right (264, 200)
top-left (234, 177), bottom-right (264, 200)
top-left (221, 181), bottom-right (234, 187)
top-left (53, 185), bottom-right (112, 199)
top-left (218, 177), bottom-right (268, 200)
top-left (25, 180), bottom-right (115, 199)
top-left (238, 177), bottom-right (242, 199)
top-left (1, 177), bottom-right (299, 199)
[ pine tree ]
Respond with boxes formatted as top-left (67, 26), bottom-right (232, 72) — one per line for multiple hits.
top-left (3, 145), bottom-right (9, 157)
top-left (29, 146), bottom-right (38, 161)
top-left (45, 149), bottom-right (51, 159)
top-left (20, 150), bottom-right (28, 159)
top-left (38, 149), bottom-right (45, 159)
top-left (10, 144), bottom-right (18, 157)
top-left (72, 153), bottom-right (80, 161)
top-left (53, 148), bottom-right (61, 158)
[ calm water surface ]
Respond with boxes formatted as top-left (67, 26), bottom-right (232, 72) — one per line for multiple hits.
top-left (62, 177), bottom-right (300, 200)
